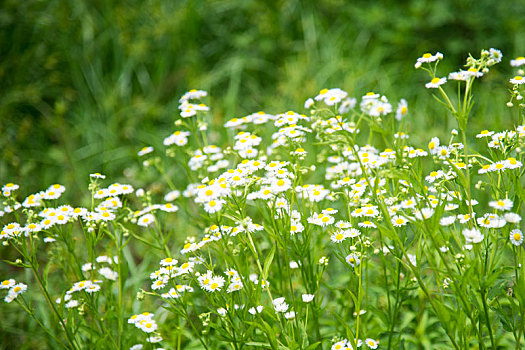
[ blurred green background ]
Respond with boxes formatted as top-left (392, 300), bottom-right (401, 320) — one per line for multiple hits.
top-left (1, 0), bottom-right (524, 199)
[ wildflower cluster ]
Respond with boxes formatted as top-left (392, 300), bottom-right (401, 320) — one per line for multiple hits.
top-left (1, 278), bottom-right (27, 303)
top-left (2, 48), bottom-right (525, 349)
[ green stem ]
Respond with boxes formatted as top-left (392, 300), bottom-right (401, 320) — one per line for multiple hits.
top-left (480, 288), bottom-right (496, 349)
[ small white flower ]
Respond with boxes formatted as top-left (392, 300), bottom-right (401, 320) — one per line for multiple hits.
top-left (425, 77), bottom-right (447, 88)
top-left (463, 228), bottom-right (484, 244)
top-left (510, 229), bottom-right (524, 246)
top-left (302, 294), bottom-right (314, 303)
top-left (489, 199), bottom-right (513, 211)
top-left (365, 338), bottom-right (379, 349)
top-left (138, 146), bottom-right (154, 156)
top-left (345, 254), bottom-right (360, 268)
top-left (217, 307), bottom-right (227, 317)
top-left (510, 76), bottom-right (525, 85)
top-left (510, 56), bottom-right (525, 67)
top-left (304, 98), bottom-right (314, 109)
top-left (284, 311), bottom-right (295, 319)
top-left (137, 214), bottom-right (155, 227)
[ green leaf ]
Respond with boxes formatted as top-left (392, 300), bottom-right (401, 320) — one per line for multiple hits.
top-left (304, 342), bottom-right (322, 350)
top-left (263, 244), bottom-right (276, 281)
top-left (245, 342), bottom-right (272, 348)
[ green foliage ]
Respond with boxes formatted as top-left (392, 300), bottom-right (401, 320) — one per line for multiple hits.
top-left (1, 0), bottom-right (524, 197)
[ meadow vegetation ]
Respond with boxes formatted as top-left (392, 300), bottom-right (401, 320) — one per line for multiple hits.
top-left (1, 1), bottom-right (525, 349)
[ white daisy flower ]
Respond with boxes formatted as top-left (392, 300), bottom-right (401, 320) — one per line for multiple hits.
top-left (425, 77), bottom-right (447, 88)
top-left (510, 229), bottom-right (523, 246)
top-left (510, 56), bottom-right (525, 67)
top-left (463, 228), bottom-right (484, 244)
top-left (137, 214), bottom-right (155, 227)
top-left (488, 199), bottom-right (513, 211)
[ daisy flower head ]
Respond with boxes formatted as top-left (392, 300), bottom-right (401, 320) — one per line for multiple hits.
top-left (8, 283), bottom-right (28, 298)
top-left (416, 52), bottom-right (443, 65)
top-left (358, 220), bottom-right (377, 229)
top-left (510, 76), bottom-right (525, 85)
top-left (1, 279), bottom-right (15, 289)
top-left (428, 136), bottom-right (440, 154)
top-left (489, 48), bottom-right (503, 64)
top-left (345, 253), bottom-right (361, 268)
top-left (290, 222), bottom-right (305, 235)
top-left (138, 320), bottom-right (158, 333)
top-left (138, 146), bottom-right (154, 156)
top-left (98, 267), bottom-right (118, 280)
top-left (203, 199), bottom-right (225, 214)
top-left (463, 67), bottom-right (483, 79)
top-left (304, 98), bottom-right (314, 109)
top-left (314, 88), bottom-right (348, 105)
top-left (137, 214), bottom-right (155, 227)
top-left (160, 203), bottom-right (178, 213)
top-left (476, 129), bottom-right (494, 138)
top-left (203, 276), bottom-right (225, 292)
top-left (339, 97), bottom-right (357, 114)
top-left (85, 284), bottom-right (101, 293)
top-left (510, 229), bottom-right (523, 246)
top-left (293, 148), bottom-right (307, 156)
top-left (391, 215), bottom-right (409, 227)
top-left (179, 89), bottom-right (207, 102)
top-left (365, 338), bottom-right (379, 349)
top-left (90, 173), bottom-right (106, 179)
top-left (448, 71), bottom-right (468, 81)
top-left (511, 56), bottom-right (525, 67)
top-left (505, 212), bottom-right (522, 224)
top-left (151, 277), bottom-right (168, 290)
top-left (426, 77), bottom-right (447, 89)
top-left (489, 199), bottom-right (513, 211)
top-left (330, 230), bottom-right (348, 243)
top-left (160, 257), bottom-right (178, 266)
top-left (331, 340), bottom-right (348, 350)
top-left (505, 157), bottom-right (522, 169)
top-left (395, 99), bottom-right (408, 121)
top-left (42, 189), bottom-right (62, 200)
top-left (463, 228), bottom-right (484, 244)
top-left (2, 183), bottom-right (19, 194)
